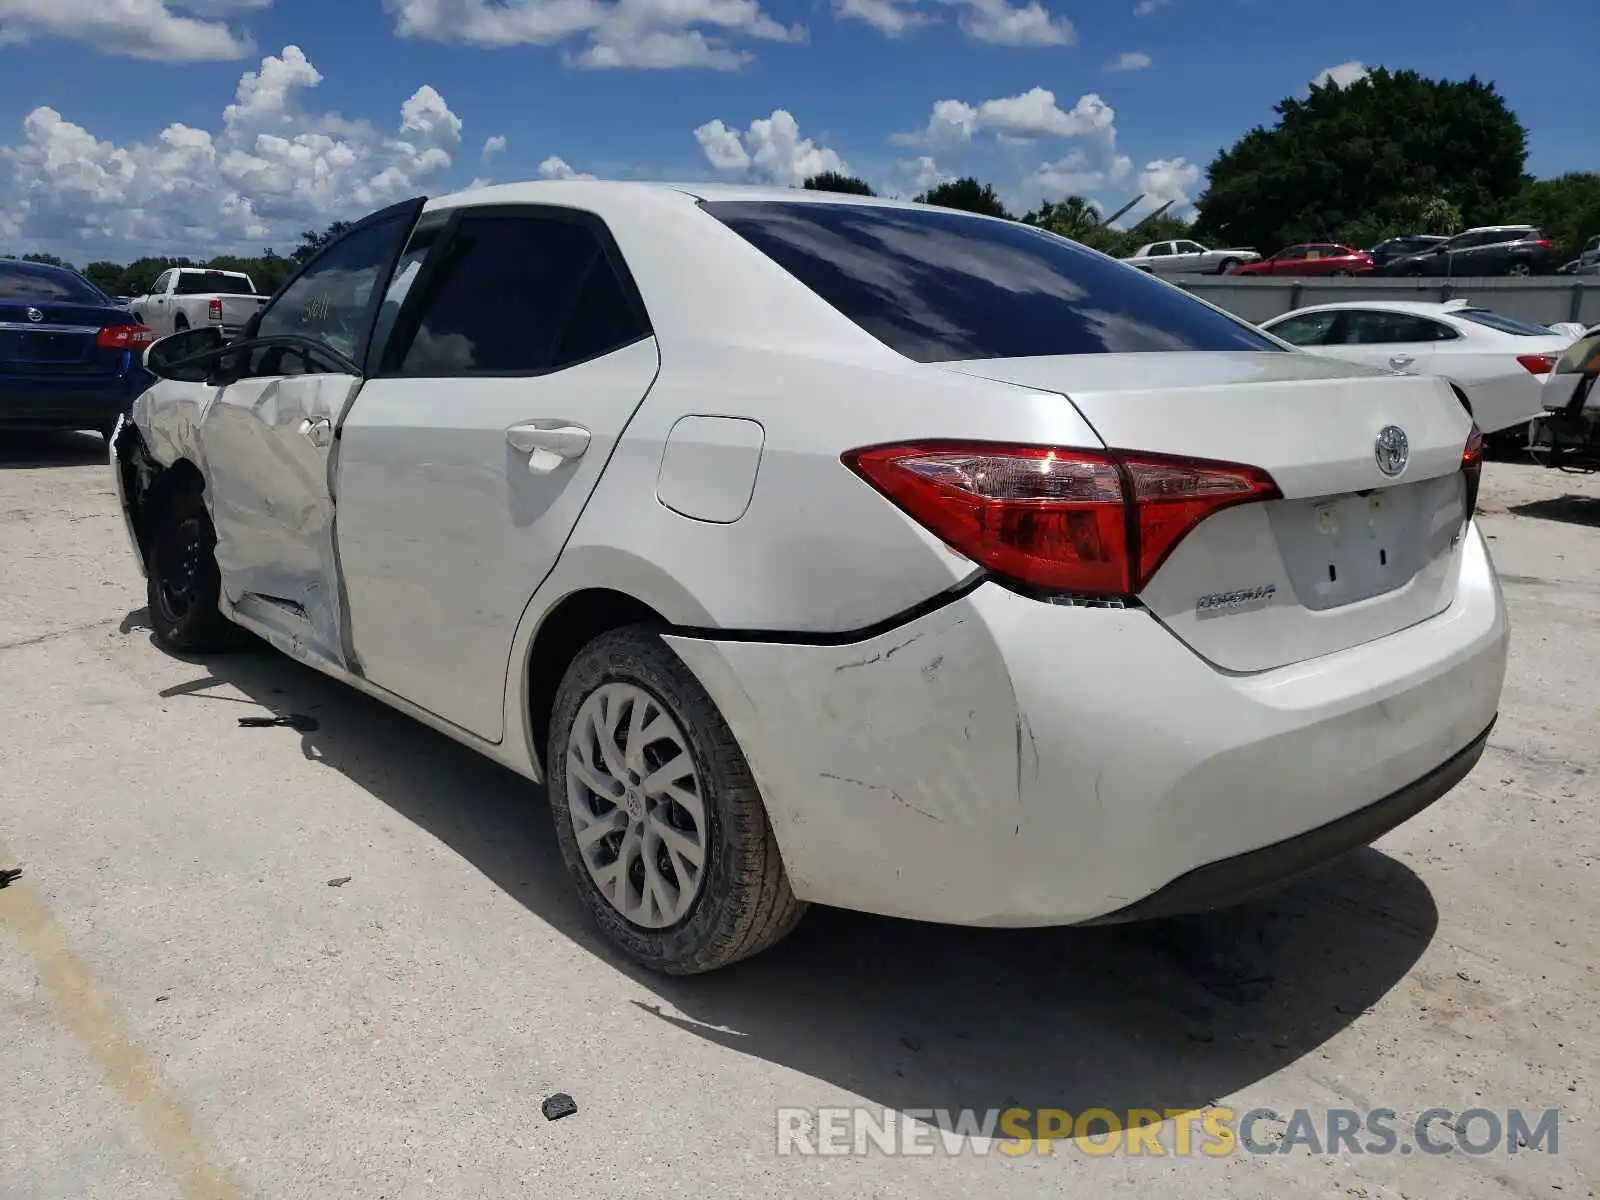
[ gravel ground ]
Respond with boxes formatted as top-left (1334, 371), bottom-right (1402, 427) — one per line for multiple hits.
top-left (1, 431), bottom-right (1595, 1199)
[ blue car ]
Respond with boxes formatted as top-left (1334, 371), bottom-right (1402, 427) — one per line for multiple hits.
top-left (1, 258), bottom-right (158, 441)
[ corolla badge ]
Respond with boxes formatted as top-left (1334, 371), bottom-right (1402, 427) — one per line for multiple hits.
top-left (25, 307), bottom-right (44, 322)
top-left (1374, 425), bottom-right (1409, 477)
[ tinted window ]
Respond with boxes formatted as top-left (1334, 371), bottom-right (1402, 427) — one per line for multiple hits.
top-left (704, 201), bottom-right (1281, 361)
top-left (392, 214), bottom-right (647, 375)
top-left (1336, 310), bottom-right (1452, 344)
top-left (1145, 243), bottom-right (1173, 257)
top-left (0, 262), bottom-right (106, 303)
top-left (1176, 241), bottom-right (1205, 254)
top-left (257, 213), bottom-right (415, 363)
top-left (175, 271), bottom-right (255, 296)
top-left (1265, 311), bottom-right (1338, 345)
top-left (1276, 246), bottom-right (1308, 260)
top-left (1454, 308), bottom-right (1561, 337)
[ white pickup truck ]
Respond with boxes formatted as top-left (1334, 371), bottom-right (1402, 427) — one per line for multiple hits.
top-left (1121, 239), bottom-right (1261, 275)
top-left (131, 268), bottom-right (270, 340)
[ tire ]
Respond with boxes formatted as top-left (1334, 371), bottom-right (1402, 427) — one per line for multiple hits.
top-left (1330, 269), bottom-right (1352, 277)
top-left (1507, 261), bottom-right (1533, 278)
top-left (1217, 258), bottom-right (1239, 275)
top-left (547, 625), bottom-right (805, 975)
top-left (145, 484), bottom-right (250, 654)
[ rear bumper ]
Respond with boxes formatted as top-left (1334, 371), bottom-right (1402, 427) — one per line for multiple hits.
top-left (0, 369), bottom-right (152, 431)
top-left (665, 523), bottom-right (1508, 926)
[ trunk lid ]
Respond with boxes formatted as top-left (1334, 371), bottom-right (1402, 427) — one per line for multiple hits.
top-left (0, 301), bottom-right (137, 377)
top-left (940, 351), bottom-right (1476, 672)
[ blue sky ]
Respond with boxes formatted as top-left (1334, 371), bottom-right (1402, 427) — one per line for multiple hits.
top-left (0, 0), bottom-right (1593, 260)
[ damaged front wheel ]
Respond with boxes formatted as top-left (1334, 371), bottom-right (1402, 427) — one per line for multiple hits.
top-left (146, 487), bottom-right (250, 654)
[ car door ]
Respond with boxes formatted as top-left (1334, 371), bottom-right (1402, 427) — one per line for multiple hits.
top-left (1270, 246), bottom-right (1308, 276)
top-left (1324, 309), bottom-right (1443, 374)
top-left (146, 270), bottom-right (173, 332)
top-left (1139, 242), bottom-right (1175, 273)
top-left (194, 197), bottom-right (425, 669)
top-left (334, 204), bottom-right (661, 743)
top-left (1173, 240), bottom-right (1207, 272)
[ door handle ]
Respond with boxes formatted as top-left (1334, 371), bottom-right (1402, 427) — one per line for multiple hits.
top-left (298, 416), bottom-right (332, 447)
top-left (1388, 354), bottom-right (1414, 371)
top-left (507, 422), bottom-right (590, 473)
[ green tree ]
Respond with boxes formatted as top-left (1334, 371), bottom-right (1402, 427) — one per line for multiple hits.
top-left (1194, 68), bottom-right (1527, 254)
top-left (1504, 172), bottom-right (1600, 261)
top-left (1021, 195), bottom-right (1101, 240)
top-left (21, 252), bottom-right (72, 269)
top-left (914, 177), bottom-right (1011, 219)
top-left (293, 220), bottom-right (353, 264)
top-left (802, 172), bottom-right (875, 196)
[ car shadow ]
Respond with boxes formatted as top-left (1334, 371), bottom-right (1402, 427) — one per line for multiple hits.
top-left (0, 430), bottom-right (108, 468)
top-left (1508, 494), bottom-right (1600, 528)
top-left (134, 612), bottom-right (1439, 1121)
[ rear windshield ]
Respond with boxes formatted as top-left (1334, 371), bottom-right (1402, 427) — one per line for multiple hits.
top-left (175, 272), bottom-right (256, 295)
top-left (1454, 308), bottom-right (1560, 337)
top-left (702, 201), bottom-right (1282, 362)
top-left (0, 262), bottom-right (106, 304)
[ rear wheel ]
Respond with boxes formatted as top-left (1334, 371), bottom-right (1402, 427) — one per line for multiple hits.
top-left (1507, 261), bottom-right (1533, 278)
top-left (1329, 268), bottom-right (1352, 277)
top-left (547, 626), bottom-right (805, 974)
top-left (1217, 258), bottom-right (1239, 274)
top-left (146, 485), bottom-right (249, 654)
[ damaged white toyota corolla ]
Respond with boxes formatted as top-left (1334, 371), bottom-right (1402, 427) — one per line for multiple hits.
top-left (111, 183), bottom-right (1509, 974)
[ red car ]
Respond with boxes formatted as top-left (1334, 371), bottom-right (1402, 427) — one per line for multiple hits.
top-left (1227, 243), bottom-right (1375, 276)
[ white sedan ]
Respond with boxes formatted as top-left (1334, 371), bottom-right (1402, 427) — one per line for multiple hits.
top-left (1259, 299), bottom-right (1574, 435)
top-left (112, 182), bottom-right (1507, 974)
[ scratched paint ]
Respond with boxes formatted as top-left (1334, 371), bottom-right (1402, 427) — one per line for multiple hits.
top-left (0, 843), bottom-right (252, 1200)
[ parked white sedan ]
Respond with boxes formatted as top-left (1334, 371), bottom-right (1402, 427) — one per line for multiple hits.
top-left (1259, 300), bottom-right (1573, 435)
top-left (112, 182), bottom-right (1507, 974)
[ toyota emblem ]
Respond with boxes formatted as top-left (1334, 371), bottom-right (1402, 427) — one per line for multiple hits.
top-left (25, 307), bottom-right (43, 323)
top-left (1374, 425), bottom-right (1409, 477)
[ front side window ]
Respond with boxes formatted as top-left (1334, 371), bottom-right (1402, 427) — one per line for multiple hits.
top-left (1265, 311), bottom-right (1338, 345)
top-left (388, 212), bottom-right (649, 376)
top-left (1176, 240), bottom-right (1205, 254)
top-left (1338, 310), bottom-right (1437, 344)
top-left (153, 271), bottom-right (173, 294)
top-left (256, 213), bottom-right (415, 364)
top-left (704, 201), bottom-right (1281, 361)
top-left (1277, 246), bottom-right (1308, 261)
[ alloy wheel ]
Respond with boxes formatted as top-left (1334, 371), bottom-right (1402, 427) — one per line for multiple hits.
top-left (565, 681), bottom-right (708, 929)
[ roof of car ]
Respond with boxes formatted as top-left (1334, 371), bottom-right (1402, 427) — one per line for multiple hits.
top-left (1263, 299), bottom-right (1486, 320)
top-left (426, 178), bottom-right (944, 217)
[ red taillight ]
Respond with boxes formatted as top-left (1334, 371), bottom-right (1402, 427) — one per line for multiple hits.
top-left (1462, 424), bottom-right (1484, 513)
top-left (96, 324), bottom-right (157, 350)
top-left (1517, 354), bottom-right (1555, 375)
top-left (843, 441), bottom-right (1281, 596)
top-left (208, 298), bottom-right (223, 321)
top-left (1531, 240), bottom-right (1551, 249)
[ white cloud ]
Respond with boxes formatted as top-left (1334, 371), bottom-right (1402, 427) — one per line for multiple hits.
top-left (0, 0), bottom-right (265, 60)
top-left (1311, 60), bottom-right (1369, 89)
top-left (693, 110), bottom-right (847, 186)
top-left (896, 87), bottom-right (1114, 147)
top-left (0, 44), bottom-right (466, 258)
top-left (832, 0), bottom-right (929, 36)
top-left (1108, 49), bottom-right (1150, 71)
top-left (901, 155), bottom-right (952, 193)
top-left (1133, 0), bottom-right (1167, 13)
top-left (481, 134), bottom-right (507, 162)
top-left (937, 0), bottom-right (1072, 45)
top-left (385, 0), bottom-right (804, 71)
top-left (539, 154), bottom-right (597, 180)
top-left (1130, 155), bottom-right (1201, 218)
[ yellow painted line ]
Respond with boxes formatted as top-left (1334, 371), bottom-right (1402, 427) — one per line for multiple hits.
top-left (0, 855), bottom-right (252, 1200)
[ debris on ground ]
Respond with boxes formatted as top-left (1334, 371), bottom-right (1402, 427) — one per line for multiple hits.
top-left (541, 1093), bottom-right (578, 1121)
top-left (0, 867), bottom-right (21, 888)
top-left (326, 876), bottom-right (352, 888)
top-left (239, 714), bottom-right (320, 732)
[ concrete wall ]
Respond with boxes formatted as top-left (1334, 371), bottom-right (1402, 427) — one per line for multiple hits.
top-left (1173, 276), bottom-right (1600, 328)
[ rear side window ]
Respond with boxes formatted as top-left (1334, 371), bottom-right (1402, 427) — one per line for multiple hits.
top-left (1337, 310), bottom-right (1456, 344)
top-left (0, 262), bottom-right (105, 304)
top-left (1454, 308), bottom-right (1561, 337)
top-left (388, 213), bottom-right (649, 376)
top-left (175, 272), bottom-right (255, 296)
top-left (703, 201), bottom-right (1281, 361)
